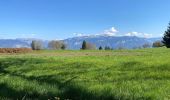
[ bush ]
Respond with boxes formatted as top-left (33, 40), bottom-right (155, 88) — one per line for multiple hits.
top-left (152, 41), bottom-right (164, 48)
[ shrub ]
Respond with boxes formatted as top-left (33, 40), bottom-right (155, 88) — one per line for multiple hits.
top-left (152, 41), bottom-right (164, 48)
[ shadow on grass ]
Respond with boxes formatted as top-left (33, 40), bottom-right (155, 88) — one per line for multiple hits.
top-left (8, 70), bottom-right (119, 100)
top-left (0, 83), bottom-right (56, 100)
top-left (0, 58), bottom-right (156, 100)
top-left (0, 58), bottom-right (119, 100)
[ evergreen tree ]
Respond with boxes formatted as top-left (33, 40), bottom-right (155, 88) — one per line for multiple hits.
top-left (61, 44), bottom-right (66, 50)
top-left (81, 40), bottom-right (87, 50)
top-left (99, 46), bottom-right (103, 50)
top-left (104, 46), bottom-right (108, 50)
top-left (163, 22), bottom-right (170, 48)
top-left (105, 46), bottom-right (110, 50)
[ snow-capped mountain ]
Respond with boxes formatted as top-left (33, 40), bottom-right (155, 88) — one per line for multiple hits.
top-left (64, 36), bottom-right (162, 49)
top-left (0, 36), bottom-right (162, 49)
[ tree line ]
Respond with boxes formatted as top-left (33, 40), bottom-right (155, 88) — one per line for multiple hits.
top-left (31, 40), bottom-right (66, 50)
top-left (30, 40), bottom-right (165, 50)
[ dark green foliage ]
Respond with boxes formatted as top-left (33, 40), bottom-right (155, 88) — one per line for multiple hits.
top-left (105, 46), bottom-right (111, 50)
top-left (163, 22), bottom-right (170, 48)
top-left (81, 40), bottom-right (87, 50)
top-left (99, 46), bottom-right (103, 50)
top-left (61, 44), bottom-right (66, 50)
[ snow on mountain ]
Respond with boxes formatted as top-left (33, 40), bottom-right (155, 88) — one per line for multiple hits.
top-left (0, 36), bottom-right (162, 49)
top-left (64, 36), bottom-right (162, 49)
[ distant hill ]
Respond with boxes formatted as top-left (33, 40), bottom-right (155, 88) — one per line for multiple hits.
top-left (0, 36), bottom-right (162, 49)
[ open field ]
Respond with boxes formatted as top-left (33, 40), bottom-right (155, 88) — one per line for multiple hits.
top-left (0, 48), bottom-right (170, 100)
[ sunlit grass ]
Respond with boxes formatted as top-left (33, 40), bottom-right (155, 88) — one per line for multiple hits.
top-left (0, 48), bottom-right (170, 100)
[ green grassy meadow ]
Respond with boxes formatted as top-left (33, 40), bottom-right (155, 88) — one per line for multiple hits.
top-left (0, 48), bottom-right (170, 100)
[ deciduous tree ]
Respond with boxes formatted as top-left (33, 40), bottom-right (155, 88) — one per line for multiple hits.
top-left (31, 40), bottom-right (43, 50)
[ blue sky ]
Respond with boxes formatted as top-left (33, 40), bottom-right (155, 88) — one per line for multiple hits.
top-left (0, 0), bottom-right (170, 40)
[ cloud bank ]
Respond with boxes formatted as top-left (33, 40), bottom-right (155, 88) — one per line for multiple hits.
top-left (73, 27), bottom-right (154, 38)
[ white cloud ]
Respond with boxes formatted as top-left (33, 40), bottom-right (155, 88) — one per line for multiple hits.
top-left (125, 32), bottom-right (153, 38)
top-left (73, 33), bottom-right (87, 37)
top-left (125, 32), bottom-right (140, 36)
top-left (31, 33), bottom-right (36, 36)
top-left (73, 27), bottom-right (119, 37)
top-left (54, 38), bottom-right (63, 40)
top-left (73, 27), bottom-right (155, 38)
top-left (143, 33), bottom-right (153, 38)
top-left (102, 27), bottom-right (118, 36)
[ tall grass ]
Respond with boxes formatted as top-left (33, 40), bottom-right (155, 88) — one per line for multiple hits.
top-left (0, 48), bottom-right (170, 100)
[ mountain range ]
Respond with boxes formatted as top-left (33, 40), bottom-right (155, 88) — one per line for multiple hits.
top-left (0, 36), bottom-right (162, 49)
top-left (64, 36), bottom-right (161, 49)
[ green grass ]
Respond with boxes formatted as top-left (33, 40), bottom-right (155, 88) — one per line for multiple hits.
top-left (0, 48), bottom-right (170, 100)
